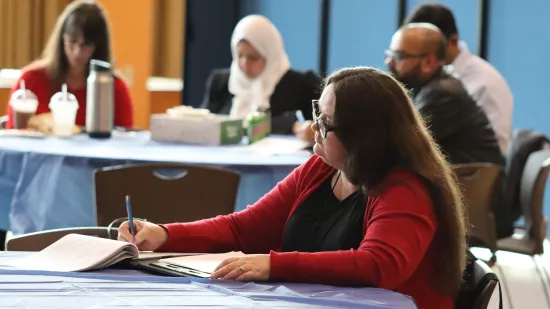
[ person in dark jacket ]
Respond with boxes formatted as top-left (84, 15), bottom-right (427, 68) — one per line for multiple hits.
top-left (385, 23), bottom-right (502, 165)
top-left (200, 15), bottom-right (321, 135)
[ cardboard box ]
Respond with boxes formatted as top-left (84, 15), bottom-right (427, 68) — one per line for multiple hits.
top-left (150, 113), bottom-right (243, 145)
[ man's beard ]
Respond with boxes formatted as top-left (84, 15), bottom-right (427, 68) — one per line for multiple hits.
top-left (388, 65), bottom-right (423, 90)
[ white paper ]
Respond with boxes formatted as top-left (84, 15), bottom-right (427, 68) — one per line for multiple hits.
top-left (159, 251), bottom-right (245, 274)
top-left (5, 234), bottom-right (138, 272)
top-left (228, 137), bottom-right (309, 155)
top-left (135, 252), bottom-right (200, 261)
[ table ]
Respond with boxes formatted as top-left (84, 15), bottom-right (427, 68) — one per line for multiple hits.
top-left (0, 252), bottom-right (417, 308)
top-left (0, 132), bottom-right (311, 234)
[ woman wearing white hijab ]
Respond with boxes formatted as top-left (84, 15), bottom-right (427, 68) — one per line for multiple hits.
top-left (201, 15), bottom-right (320, 134)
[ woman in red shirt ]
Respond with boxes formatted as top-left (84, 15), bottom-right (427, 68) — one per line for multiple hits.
top-left (119, 67), bottom-right (467, 309)
top-left (5, 0), bottom-right (133, 129)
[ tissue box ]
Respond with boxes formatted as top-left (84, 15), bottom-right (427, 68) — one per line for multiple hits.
top-left (150, 114), bottom-right (243, 145)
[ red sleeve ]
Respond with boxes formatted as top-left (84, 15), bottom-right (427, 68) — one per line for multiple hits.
top-left (113, 77), bottom-right (134, 128)
top-left (5, 69), bottom-right (51, 129)
top-left (157, 162), bottom-right (303, 254)
top-left (269, 178), bottom-right (437, 289)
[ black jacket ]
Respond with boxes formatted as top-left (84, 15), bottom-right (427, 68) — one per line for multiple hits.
top-left (200, 68), bottom-right (321, 134)
top-left (412, 69), bottom-right (502, 165)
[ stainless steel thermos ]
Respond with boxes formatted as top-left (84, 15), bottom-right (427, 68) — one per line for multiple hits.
top-left (86, 59), bottom-right (114, 138)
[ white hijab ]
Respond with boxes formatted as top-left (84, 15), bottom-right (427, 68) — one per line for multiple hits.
top-left (228, 15), bottom-right (291, 119)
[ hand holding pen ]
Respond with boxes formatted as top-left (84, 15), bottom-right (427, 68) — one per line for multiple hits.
top-left (125, 195), bottom-right (136, 236)
top-left (119, 195), bottom-right (169, 251)
top-left (293, 111), bottom-right (315, 144)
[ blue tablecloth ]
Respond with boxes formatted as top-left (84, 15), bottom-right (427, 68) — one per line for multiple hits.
top-left (0, 133), bottom-right (311, 234)
top-left (0, 252), bottom-right (417, 309)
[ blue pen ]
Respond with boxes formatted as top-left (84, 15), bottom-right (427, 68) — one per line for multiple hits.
top-left (295, 110), bottom-right (306, 123)
top-left (125, 195), bottom-right (136, 236)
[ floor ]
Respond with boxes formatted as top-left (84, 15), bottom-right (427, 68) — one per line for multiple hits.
top-left (473, 239), bottom-right (550, 309)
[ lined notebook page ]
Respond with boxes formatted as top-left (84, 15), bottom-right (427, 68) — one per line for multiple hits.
top-left (159, 251), bottom-right (245, 274)
top-left (5, 234), bottom-right (138, 272)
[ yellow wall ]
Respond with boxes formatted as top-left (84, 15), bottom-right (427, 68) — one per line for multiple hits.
top-left (154, 0), bottom-right (185, 78)
top-left (100, 0), bottom-right (155, 130)
top-left (100, 0), bottom-right (184, 129)
top-left (0, 90), bottom-right (9, 117)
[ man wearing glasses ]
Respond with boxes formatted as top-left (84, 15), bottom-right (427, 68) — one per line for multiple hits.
top-left (404, 3), bottom-right (513, 155)
top-left (385, 23), bottom-right (502, 165)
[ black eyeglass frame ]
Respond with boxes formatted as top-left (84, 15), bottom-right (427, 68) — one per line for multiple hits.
top-left (384, 49), bottom-right (428, 61)
top-left (312, 99), bottom-right (337, 138)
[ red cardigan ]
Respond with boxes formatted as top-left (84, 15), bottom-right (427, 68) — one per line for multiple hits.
top-left (159, 155), bottom-right (452, 309)
top-left (5, 67), bottom-right (134, 129)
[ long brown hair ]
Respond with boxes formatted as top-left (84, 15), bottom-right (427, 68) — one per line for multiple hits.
top-left (326, 67), bottom-right (467, 296)
top-left (30, 0), bottom-right (112, 90)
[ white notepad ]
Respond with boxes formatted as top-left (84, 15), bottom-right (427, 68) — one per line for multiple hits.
top-left (4, 233), bottom-right (244, 275)
top-left (5, 234), bottom-right (139, 272)
top-left (158, 251), bottom-right (245, 274)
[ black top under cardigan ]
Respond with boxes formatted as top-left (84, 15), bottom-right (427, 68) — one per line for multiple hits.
top-left (200, 68), bottom-right (321, 134)
top-left (281, 174), bottom-right (366, 252)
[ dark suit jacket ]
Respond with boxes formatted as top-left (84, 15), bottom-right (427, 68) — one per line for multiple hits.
top-left (412, 69), bottom-right (502, 165)
top-left (200, 68), bottom-right (321, 134)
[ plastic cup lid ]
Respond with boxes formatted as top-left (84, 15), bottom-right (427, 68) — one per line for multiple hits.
top-left (10, 88), bottom-right (37, 101)
top-left (49, 91), bottom-right (79, 110)
top-left (10, 89), bottom-right (39, 112)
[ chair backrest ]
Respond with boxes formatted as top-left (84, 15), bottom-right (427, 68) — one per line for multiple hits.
top-left (497, 129), bottom-right (550, 237)
top-left (519, 148), bottom-right (550, 254)
top-left (453, 163), bottom-right (502, 252)
top-left (94, 163), bottom-right (241, 226)
top-left (455, 257), bottom-right (499, 309)
top-left (0, 115), bottom-right (7, 129)
top-left (6, 227), bottom-right (118, 251)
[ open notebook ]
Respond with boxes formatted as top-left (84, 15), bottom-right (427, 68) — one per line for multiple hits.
top-left (5, 233), bottom-right (244, 277)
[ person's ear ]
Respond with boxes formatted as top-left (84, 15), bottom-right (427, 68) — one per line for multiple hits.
top-left (421, 53), bottom-right (439, 74)
top-left (448, 34), bottom-right (459, 47)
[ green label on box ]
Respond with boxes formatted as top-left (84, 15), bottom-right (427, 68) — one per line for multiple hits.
top-left (247, 112), bottom-right (270, 144)
top-left (220, 120), bottom-right (244, 144)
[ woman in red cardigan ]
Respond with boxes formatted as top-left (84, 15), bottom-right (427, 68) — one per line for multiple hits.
top-left (119, 67), bottom-right (467, 309)
top-left (5, 0), bottom-right (133, 129)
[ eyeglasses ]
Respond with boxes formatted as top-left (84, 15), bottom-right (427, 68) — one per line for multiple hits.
top-left (384, 49), bottom-right (428, 61)
top-left (63, 35), bottom-right (95, 50)
top-left (312, 100), bottom-right (337, 138)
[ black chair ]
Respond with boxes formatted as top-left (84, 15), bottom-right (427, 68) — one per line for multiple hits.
top-left (498, 148), bottom-right (550, 255)
top-left (455, 256), bottom-right (501, 309)
top-left (6, 227), bottom-right (118, 251)
top-left (495, 129), bottom-right (550, 238)
top-left (453, 163), bottom-right (503, 265)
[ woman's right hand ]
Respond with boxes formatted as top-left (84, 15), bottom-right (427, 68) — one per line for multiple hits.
top-left (118, 220), bottom-right (169, 251)
top-left (293, 120), bottom-right (315, 144)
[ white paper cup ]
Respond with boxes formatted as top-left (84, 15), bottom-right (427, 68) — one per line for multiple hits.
top-left (49, 94), bottom-right (79, 137)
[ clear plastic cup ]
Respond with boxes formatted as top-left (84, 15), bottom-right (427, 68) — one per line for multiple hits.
top-left (10, 88), bottom-right (38, 129)
top-left (48, 86), bottom-right (79, 137)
